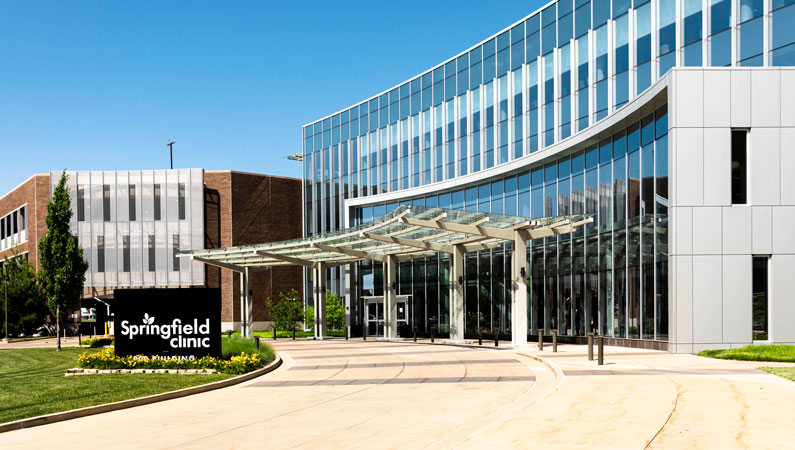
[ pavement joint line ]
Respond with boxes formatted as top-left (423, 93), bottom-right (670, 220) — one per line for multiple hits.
top-left (0, 355), bottom-right (283, 434)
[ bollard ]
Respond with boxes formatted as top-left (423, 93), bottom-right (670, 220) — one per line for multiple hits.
top-left (273, 327), bottom-right (277, 340)
top-left (363, 327), bottom-right (367, 341)
top-left (413, 328), bottom-right (417, 342)
top-left (255, 336), bottom-right (260, 350)
top-left (597, 334), bottom-right (604, 365)
top-left (227, 330), bottom-right (232, 339)
top-left (538, 329), bottom-right (544, 351)
top-left (430, 326), bottom-right (434, 343)
top-left (78, 332), bottom-right (82, 346)
top-left (495, 332), bottom-right (499, 347)
top-left (346, 327), bottom-right (349, 340)
top-left (93, 326), bottom-right (96, 337)
top-left (293, 328), bottom-right (296, 340)
top-left (552, 329), bottom-right (558, 353)
top-left (587, 332), bottom-right (594, 360)
top-left (478, 330), bottom-right (483, 346)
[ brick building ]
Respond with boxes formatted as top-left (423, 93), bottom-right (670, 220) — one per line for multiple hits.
top-left (0, 169), bottom-right (302, 332)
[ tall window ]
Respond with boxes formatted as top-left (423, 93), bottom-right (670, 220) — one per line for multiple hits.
top-left (129, 184), bottom-right (136, 221)
top-left (123, 235), bottom-right (130, 273)
top-left (77, 185), bottom-right (85, 222)
top-left (731, 130), bottom-right (748, 204)
top-left (148, 235), bottom-right (156, 272)
top-left (178, 183), bottom-right (186, 220)
top-left (153, 184), bottom-right (161, 221)
top-left (102, 185), bottom-right (110, 222)
top-left (172, 234), bottom-right (180, 271)
top-left (96, 236), bottom-right (105, 273)
top-left (752, 256), bottom-right (769, 340)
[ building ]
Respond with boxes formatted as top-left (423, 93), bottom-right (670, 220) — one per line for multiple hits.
top-left (0, 169), bottom-right (303, 333)
top-left (300, 0), bottom-right (795, 352)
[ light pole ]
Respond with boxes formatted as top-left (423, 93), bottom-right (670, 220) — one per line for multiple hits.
top-left (167, 141), bottom-right (175, 169)
top-left (4, 263), bottom-right (8, 342)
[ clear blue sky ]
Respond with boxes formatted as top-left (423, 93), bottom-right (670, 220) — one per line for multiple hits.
top-left (0, 1), bottom-right (545, 194)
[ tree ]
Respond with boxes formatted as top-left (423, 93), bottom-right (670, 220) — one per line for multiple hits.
top-left (265, 289), bottom-right (304, 333)
top-left (37, 171), bottom-right (88, 351)
top-left (325, 291), bottom-right (345, 332)
top-left (1, 253), bottom-right (48, 337)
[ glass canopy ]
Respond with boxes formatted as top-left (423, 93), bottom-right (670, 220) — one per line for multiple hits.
top-left (181, 205), bottom-right (592, 271)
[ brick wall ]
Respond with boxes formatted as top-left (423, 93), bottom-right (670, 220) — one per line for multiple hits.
top-left (0, 174), bottom-right (50, 268)
top-left (204, 171), bottom-right (303, 326)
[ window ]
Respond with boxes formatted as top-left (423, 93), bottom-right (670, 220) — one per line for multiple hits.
top-left (731, 130), bottom-right (748, 204)
top-left (148, 235), bottom-right (155, 272)
top-left (103, 185), bottom-right (110, 222)
top-left (123, 235), bottom-right (130, 273)
top-left (172, 234), bottom-right (180, 271)
top-left (129, 185), bottom-right (136, 221)
top-left (752, 256), bottom-right (769, 340)
top-left (19, 207), bottom-right (25, 231)
top-left (77, 185), bottom-right (85, 221)
top-left (178, 183), bottom-right (186, 220)
top-left (96, 235), bottom-right (105, 273)
top-left (771, 3), bottom-right (795, 65)
top-left (154, 184), bottom-right (161, 221)
top-left (12, 211), bottom-right (17, 234)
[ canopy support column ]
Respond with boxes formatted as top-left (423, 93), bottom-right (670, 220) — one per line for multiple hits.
top-left (240, 267), bottom-right (253, 338)
top-left (314, 263), bottom-right (327, 339)
top-left (512, 230), bottom-right (529, 346)
top-left (344, 263), bottom-right (353, 338)
top-left (450, 245), bottom-right (465, 342)
top-left (384, 255), bottom-right (398, 339)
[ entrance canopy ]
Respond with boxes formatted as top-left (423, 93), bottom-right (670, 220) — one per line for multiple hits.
top-left (180, 205), bottom-right (591, 272)
top-left (181, 205), bottom-right (591, 341)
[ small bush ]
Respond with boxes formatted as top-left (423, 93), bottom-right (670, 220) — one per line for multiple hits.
top-left (81, 336), bottom-right (114, 348)
top-left (222, 336), bottom-right (275, 362)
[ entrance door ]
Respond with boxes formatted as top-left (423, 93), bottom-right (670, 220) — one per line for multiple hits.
top-left (365, 297), bottom-right (384, 337)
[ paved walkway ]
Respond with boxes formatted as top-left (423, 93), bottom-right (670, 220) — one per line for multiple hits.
top-left (1, 339), bottom-right (793, 449)
top-left (0, 336), bottom-right (81, 349)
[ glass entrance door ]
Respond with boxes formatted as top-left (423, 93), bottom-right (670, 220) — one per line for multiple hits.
top-left (365, 297), bottom-right (384, 337)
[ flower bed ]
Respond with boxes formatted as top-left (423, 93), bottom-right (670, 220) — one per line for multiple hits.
top-left (77, 348), bottom-right (264, 375)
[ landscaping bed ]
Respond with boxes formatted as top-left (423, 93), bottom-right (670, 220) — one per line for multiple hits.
top-left (760, 367), bottom-right (795, 382)
top-left (0, 337), bottom-right (275, 424)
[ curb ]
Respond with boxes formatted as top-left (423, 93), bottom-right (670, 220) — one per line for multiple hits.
top-left (0, 355), bottom-right (282, 434)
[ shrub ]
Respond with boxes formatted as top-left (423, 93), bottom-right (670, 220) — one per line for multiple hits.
top-left (222, 336), bottom-right (275, 362)
top-left (81, 336), bottom-right (114, 348)
top-left (304, 306), bottom-right (315, 330)
top-left (325, 292), bottom-right (345, 332)
top-left (265, 289), bottom-right (304, 332)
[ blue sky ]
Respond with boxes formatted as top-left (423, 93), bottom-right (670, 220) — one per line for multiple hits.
top-left (0, 1), bottom-right (545, 194)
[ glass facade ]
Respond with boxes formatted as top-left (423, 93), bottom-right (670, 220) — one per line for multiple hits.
top-left (302, 0), bottom-right (793, 341)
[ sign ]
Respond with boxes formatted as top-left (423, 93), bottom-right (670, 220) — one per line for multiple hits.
top-left (113, 288), bottom-right (221, 358)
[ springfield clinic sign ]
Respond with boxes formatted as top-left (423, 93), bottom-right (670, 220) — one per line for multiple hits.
top-left (114, 288), bottom-right (221, 358)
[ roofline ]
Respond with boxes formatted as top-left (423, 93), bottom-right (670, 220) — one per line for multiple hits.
top-left (204, 170), bottom-right (301, 181)
top-left (0, 173), bottom-right (49, 203)
top-left (301, 0), bottom-right (559, 128)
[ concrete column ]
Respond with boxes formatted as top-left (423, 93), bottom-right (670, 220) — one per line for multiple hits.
top-left (239, 267), bottom-right (253, 338)
top-left (344, 263), bottom-right (353, 337)
top-left (512, 230), bottom-right (529, 346)
top-left (239, 270), bottom-right (245, 336)
top-left (384, 255), bottom-right (398, 339)
top-left (314, 263), bottom-right (327, 339)
top-left (450, 245), bottom-right (465, 341)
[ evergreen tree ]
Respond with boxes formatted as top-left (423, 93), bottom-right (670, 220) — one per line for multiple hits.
top-left (37, 171), bottom-right (88, 351)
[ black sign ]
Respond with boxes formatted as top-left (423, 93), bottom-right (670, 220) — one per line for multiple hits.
top-left (113, 288), bottom-right (221, 358)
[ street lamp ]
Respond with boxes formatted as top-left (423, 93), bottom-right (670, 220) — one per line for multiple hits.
top-left (4, 262), bottom-right (8, 342)
top-left (167, 141), bottom-right (175, 169)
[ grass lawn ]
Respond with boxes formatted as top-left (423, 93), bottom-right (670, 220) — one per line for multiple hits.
top-left (760, 367), bottom-right (795, 382)
top-left (226, 330), bottom-right (345, 339)
top-left (0, 348), bottom-right (233, 424)
top-left (698, 344), bottom-right (795, 363)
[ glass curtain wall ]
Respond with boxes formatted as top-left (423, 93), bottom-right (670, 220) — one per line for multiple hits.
top-left (354, 107), bottom-right (668, 341)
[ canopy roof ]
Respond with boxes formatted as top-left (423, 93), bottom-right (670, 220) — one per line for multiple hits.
top-left (181, 205), bottom-right (592, 272)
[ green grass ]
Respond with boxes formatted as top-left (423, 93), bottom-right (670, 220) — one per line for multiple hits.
top-left (760, 367), bottom-right (795, 382)
top-left (221, 336), bottom-right (275, 362)
top-left (698, 345), bottom-right (795, 363)
top-left (0, 348), bottom-right (234, 424)
top-left (224, 330), bottom-right (345, 339)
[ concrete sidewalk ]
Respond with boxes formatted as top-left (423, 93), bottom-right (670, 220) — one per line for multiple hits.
top-left (0, 338), bottom-right (793, 449)
top-left (0, 336), bottom-right (81, 349)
